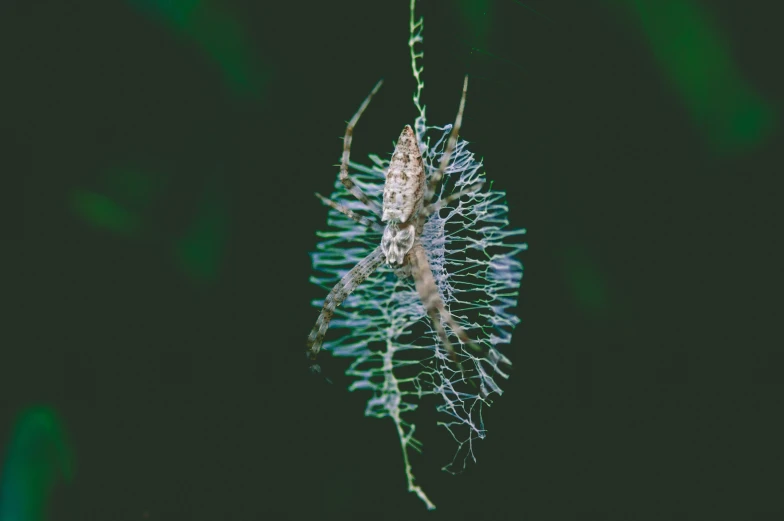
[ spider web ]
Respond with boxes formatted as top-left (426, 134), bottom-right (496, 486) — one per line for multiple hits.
top-left (308, 0), bottom-right (526, 510)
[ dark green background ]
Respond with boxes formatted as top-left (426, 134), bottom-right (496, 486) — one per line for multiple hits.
top-left (5, 0), bottom-right (783, 518)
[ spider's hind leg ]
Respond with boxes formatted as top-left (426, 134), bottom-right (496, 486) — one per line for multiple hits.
top-left (307, 246), bottom-right (386, 371)
top-left (409, 242), bottom-right (484, 376)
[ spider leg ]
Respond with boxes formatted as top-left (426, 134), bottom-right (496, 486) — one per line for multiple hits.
top-left (422, 180), bottom-right (484, 218)
top-left (409, 242), bottom-right (484, 369)
top-left (314, 192), bottom-right (384, 232)
top-left (307, 246), bottom-right (385, 371)
top-left (424, 75), bottom-right (468, 204)
top-left (340, 79), bottom-right (384, 216)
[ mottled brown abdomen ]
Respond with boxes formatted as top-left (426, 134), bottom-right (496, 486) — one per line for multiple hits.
top-left (382, 125), bottom-right (425, 224)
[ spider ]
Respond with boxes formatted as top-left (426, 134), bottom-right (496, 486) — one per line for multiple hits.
top-left (306, 76), bottom-right (485, 373)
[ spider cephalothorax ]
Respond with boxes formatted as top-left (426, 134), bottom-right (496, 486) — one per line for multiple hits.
top-left (307, 77), bottom-right (483, 372)
top-left (381, 221), bottom-right (415, 269)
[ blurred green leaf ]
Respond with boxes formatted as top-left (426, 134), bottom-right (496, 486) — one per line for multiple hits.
top-left (0, 407), bottom-right (73, 521)
top-left (621, 0), bottom-right (777, 153)
top-left (69, 189), bottom-right (141, 235)
top-left (128, 0), bottom-right (268, 99)
top-left (458, 0), bottom-right (492, 50)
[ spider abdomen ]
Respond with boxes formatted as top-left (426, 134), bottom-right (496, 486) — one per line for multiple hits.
top-left (382, 125), bottom-right (425, 224)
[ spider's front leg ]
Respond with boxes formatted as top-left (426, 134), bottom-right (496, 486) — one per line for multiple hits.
top-left (422, 180), bottom-right (485, 218)
top-left (424, 75), bottom-right (468, 203)
top-left (306, 246), bottom-right (385, 372)
top-left (314, 192), bottom-right (383, 232)
top-left (339, 79), bottom-right (384, 216)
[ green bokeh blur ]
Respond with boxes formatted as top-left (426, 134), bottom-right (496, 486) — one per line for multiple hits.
top-left (0, 408), bottom-right (73, 521)
top-left (618, 0), bottom-right (776, 153)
